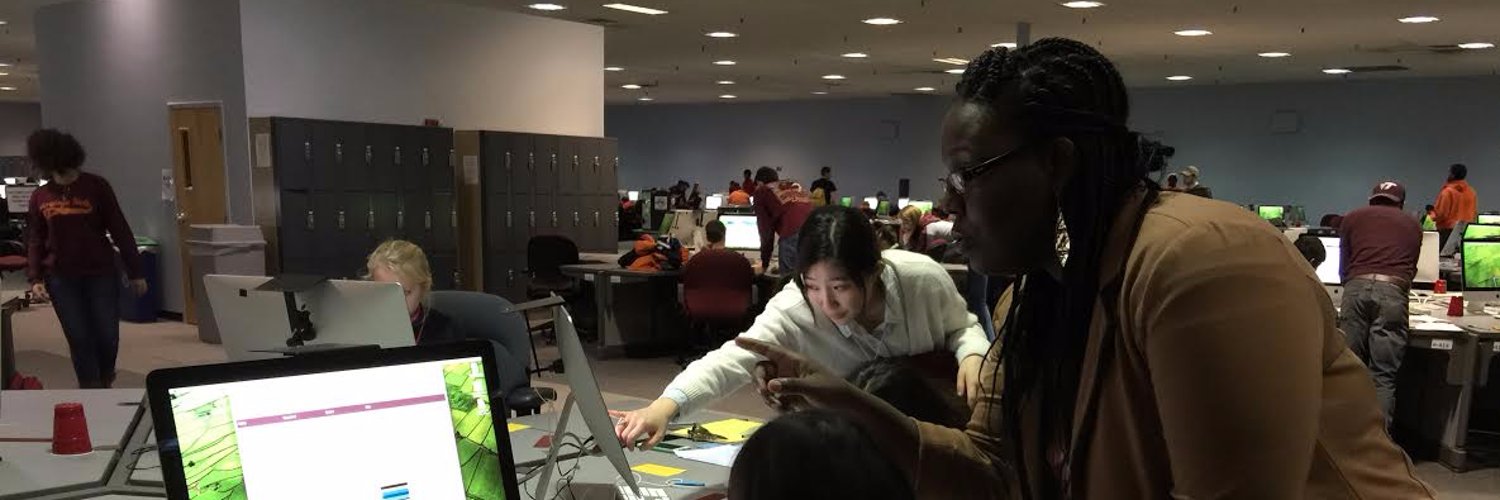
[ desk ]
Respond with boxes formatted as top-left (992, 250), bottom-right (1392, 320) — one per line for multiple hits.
top-left (561, 263), bottom-right (683, 357)
top-left (1396, 295), bottom-right (1500, 470)
top-left (0, 389), bottom-right (160, 500)
top-left (522, 450), bottom-right (728, 500)
top-left (0, 389), bottom-right (145, 446)
top-left (1, 293), bottom-right (24, 386)
top-left (0, 443), bottom-right (117, 499)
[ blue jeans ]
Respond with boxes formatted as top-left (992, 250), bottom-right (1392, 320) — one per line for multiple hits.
top-left (46, 273), bottom-right (121, 388)
top-left (1338, 278), bottom-right (1408, 423)
top-left (778, 233), bottom-right (800, 274)
top-left (965, 270), bottom-right (1007, 341)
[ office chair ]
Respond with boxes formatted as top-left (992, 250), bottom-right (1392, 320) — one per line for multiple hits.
top-left (428, 291), bottom-right (558, 416)
top-left (678, 249), bottom-right (755, 366)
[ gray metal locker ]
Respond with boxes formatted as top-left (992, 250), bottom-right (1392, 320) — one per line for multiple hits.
top-left (555, 137), bottom-right (580, 194)
top-left (279, 191), bottom-right (315, 263)
top-left (367, 125), bottom-right (398, 192)
top-left (532, 135), bottom-right (558, 195)
top-left (507, 252), bottom-right (530, 301)
top-left (599, 139), bottom-right (619, 195)
top-left (334, 122), bottom-right (369, 193)
top-left (553, 193), bottom-right (578, 244)
top-left (343, 193), bottom-right (376, 259)
top-left (313, 192), bottom-right (344, 267)
top-left (401, 192), bottom-right (433, 249)
top-left (510, 134), bottom-right (535, 194)
top-left (310, 121), bottom-right (342, 192)
top-left (481, 132), bottom-right (513, 196)
top-left (574, 138), bottom-right (599, 195)
top-left (484, 192), bottom-right (509, 254)
top-left (397, 128), bottom-right (427, 194)
top-left (432, 192), bottom-right (456, 252)
top-left (426, 127), bottom-right (454, 192)
top-left (430, 251), bottom-right (457, 290)
top-left (372, 192), bottom-right (401, 242)
top-left (273, 119), bottom-right (313, 190)
top-left (508, 192), bottom-right (532, 253)
top-left (595, 194), bottom-right (616, 252)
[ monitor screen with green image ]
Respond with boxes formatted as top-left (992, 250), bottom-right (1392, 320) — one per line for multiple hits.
top-left (1463, 241), bottom-right (1500, 290)
top-left (1479, 214), bottom-right (1500, 224)
top-left (658, 212), bottom-right (676, 234)
top-left (877, 201), bottom-right (891, 214)
top-left (840, 196), bottom-right (853, 207)
top-left (1257, 205), bottom-right (1286, 221)
top-left (1465, 224), bottom-right (1500, 241)
top-left (910, 201), bottom-right (934, 213)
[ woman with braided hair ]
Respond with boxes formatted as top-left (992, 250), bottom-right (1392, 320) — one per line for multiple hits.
top-left (735, 38), bottom-right (1432, 499)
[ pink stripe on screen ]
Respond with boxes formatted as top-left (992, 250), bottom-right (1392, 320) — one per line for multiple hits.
top-left (235, 394), bottom-right (448, 428)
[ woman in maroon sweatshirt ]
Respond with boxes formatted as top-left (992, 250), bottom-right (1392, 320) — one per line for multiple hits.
top-left (25, 129), bottom-right (146, 389)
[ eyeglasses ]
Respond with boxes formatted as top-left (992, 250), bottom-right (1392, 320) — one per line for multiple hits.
top-left (944, 143), bottom-right (1030, 195)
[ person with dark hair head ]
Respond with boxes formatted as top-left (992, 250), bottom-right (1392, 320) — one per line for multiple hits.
top-left (848, 358), bottom-right (969, 428)
top-left (733, 39), bottom-right (1431, 498)
top-left (25, 128), bottom-right (147, 389)
top-left (1163, 173), bottom-right (1180, 191)
top-left (730, 409), bottom-right (914, 500)
top-left (750, 166), bottom-right (812, 272)
top-left (810, 165), bottom-right (837, 206)
top-left (703, 219), bottom-right (726, 249)
top-left (1293, 233), bottom-right (1326, 269)
top-left (612, 205), bottom-right (988, 450)
top-left (1433, 163), bottom-right (1477, 246)
top-left (740, 168), bottom-right (758, 195)
top-left (1339, 181), bottom-right (1422, 423)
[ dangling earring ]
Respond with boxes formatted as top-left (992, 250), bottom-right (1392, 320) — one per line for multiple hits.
top-left (1054, 208), bottom-right (1071, 267)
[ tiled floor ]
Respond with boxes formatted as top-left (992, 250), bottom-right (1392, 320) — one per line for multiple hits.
top-left (7, 303), bottom-right (1497, 497)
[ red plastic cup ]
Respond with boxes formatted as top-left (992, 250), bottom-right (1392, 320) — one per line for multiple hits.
top-left (51, 402), bottom-right (93, 455)
top-left (1435, 279), bottom-right (1448, 294)
top-left (1448, 296), bottom-right (1465, 317)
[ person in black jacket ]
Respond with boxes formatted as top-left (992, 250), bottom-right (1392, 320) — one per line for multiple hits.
top-left (366, 240), bottom-right (463, 344)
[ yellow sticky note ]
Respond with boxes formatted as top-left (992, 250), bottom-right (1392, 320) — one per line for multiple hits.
top-left (632, 463), bottom-right (686, 477)
top-left (667, 418), bottom-right (764, 443)
top-left (507, 423), bottom-right (530, 433)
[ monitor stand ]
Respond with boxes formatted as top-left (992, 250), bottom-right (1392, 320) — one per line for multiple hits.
top-left (532, 393), bottom-right (579, 500)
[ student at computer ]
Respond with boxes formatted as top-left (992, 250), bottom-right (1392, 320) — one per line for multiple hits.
top-left (733, 39), bottom-right (1432, 499)
top-left (923, 208), bottom-right (956, 247)
top-left (24, 129), bottom-right (147, 389)
top-left (1293, 233), bottom-right (1327, 268)
top-left (751, 167), bottom-right (812, 272)
top-left (1433, 163), bottom-right (1478, 246)
top-left (739, 168), bottom-right (758, 195)
top-left (366, 240), bottom-right (463, 345)
top-left (730, 410), bottom-right (915, 500)
top-left (1339, 181), bottom-right (1422, 424)
top-left (726, 183), bottom-right (751, 206)
top-left (611, 206), bottom-right (989, 449)
top-left (689, 220), bottom-right (737, 258)
top-left (896, 205), bottom-right (928, 251)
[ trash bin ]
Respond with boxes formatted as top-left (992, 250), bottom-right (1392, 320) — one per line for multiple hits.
top-left (119, 237), bottom-right (161, 323)
top-left (187, 225), bottom-right (266, 344)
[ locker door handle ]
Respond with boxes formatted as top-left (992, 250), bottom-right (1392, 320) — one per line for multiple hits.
top-left (529, 211), bottom-right (535, 228)
top-left (337, 210), bottom-right (346, 230)
top-left (335, 142), bottom-right (344, 164)
top-left (550, 154), bottom-right (557, 172)
top-left (572, 155), bottom-right (579, 168)
top-left (303, 141), bottom-right (311, 162)
top-left (572, 211), bottom-right (580, 227)
top-left (367, 209), bottom-right (376, 230)
top-left (394, 146), bottom-right (403, 166)
top-left (306, 210), bottom-right (315, 230)
top-left (593, 156), bottom-right (600, 174)
top-left (422, 147), bottom-right (430, 167)
top-left (451, 209), bottom-right (458, 228)
top-left (453, 271), bottom-right (462, 288)
top-left (397, 210), bottom-right (405, 230)
top-left (594, 211), bottom-right (600, 227)
top-left (507, 269), bottom-right (515, 285)
top-left (449, 148), bottom-right (456, 168)
top-left (506, 211), bottom-right (513, 228)
top-left (551, 211), bottom-right (558, 228)
top-left (528, 153), bottom-right (535, 172)
top-left (365, 145), bottom-right (373, 164)
top-left (424, 210), bottom-right (433, 231)
top-left (505, 152), bottom-right (512, 172)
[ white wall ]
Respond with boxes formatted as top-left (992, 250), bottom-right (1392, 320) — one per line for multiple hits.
top-left (0, 102), bottom-right (41, 156)
top-left (36, 0), bottom-right (251, 314)
top-left (240, 0), bottom-right (604, 136)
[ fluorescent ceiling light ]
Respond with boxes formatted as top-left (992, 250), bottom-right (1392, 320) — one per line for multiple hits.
top-left (1166, 75), bottom-right (1193, 81)
top-left (1061, 1), bottom-right (1105, 8)
top-left (620, 84), bottom-right (642, 89)
top-left (812, 91), bottom-right (829, 95)
top-left (914, 87), bottom-right (936, 92)
top-left (1257, 52), bottom-right (1292, 58)
top-left (945, 68), bottom-right (966, 74)
top-left (862, 17), bottom-right (902, 25)
top-left (933, 58), bottom-right (969, 65)
top-left (528, 3), bottom-right (566, 10)
top-left (1323, 68), bottom-right (1352, 75)
top-left (604, 66), bottom-right (624, 71)
top-left (1174, 29), bottom-right (1213, 37)
top-left (713, 60), bottom-right (737, 66)
top-left (637, 97), bottom-right (654, 101)
top-left (0, 73), bottom-right (9, 77)
top-left (1398, 16), bottom-right (1440, 24)
top-left (719, 94), bottom-right (737, 99)
top-left (0, 87), bottom-right (15, 91)
top-left (842, 52), bottom-right (869, 58)
top-left (0, 63), bottom-right (12, 68)
top-left (822, 74), bottom-right (846, 80)
top-left (603, 3), bottom-right (667, 15)
top-left (706, 31), bottom-right (737, 38)
top-left (1459, 42), bottom-right (1495, 49)
top-left (0, 21), bottom-right (8, 26)
top-left (991, 42), bottom-right (1018, 49)
top-left (716, 80), bottom-right (735, 85)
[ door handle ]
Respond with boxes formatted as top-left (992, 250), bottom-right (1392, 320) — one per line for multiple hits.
top-left (367, 209), bottom-right (375, 230)
top-left (176, 211), bottom-right (188, 222)
top-left (506, 211), bottom-right (513, 228)
top-left (397, 210), bottom-right (405, 230)
top-left (507, 269), bottom-right (515, 285)
top-left (451, 209), bottom-right (458, 228)
top-left (365, 145), bottom-right (373, 164)
top-left (551, 211), bottom-right (558, 228)
top-left (449, 148), bottom-right (456, 168)
top-left (529, 211), bottom-right (535, 228)
top-left (303, 141), bottom-right (311, 162)
top-left (335, 142), bottom-right (344, 164)
top-left (306, 210), bottom-right (315, 230)
top-left (422, 147), bottom-right (430, 167)
top-left (594, 211), bottom-right (600, 227)
top-left (528, 152), bottom-right (535, 172)
top-left (424, 210), bottom-right (433, 231)
top-left (337, 210), bottom-right (345, 230)
top-left (505, 152), bottom-right (512, 172)
top-left (394, 146), bottom-right (402, 166)
top-left (572, 211), bottom-right (580, 227)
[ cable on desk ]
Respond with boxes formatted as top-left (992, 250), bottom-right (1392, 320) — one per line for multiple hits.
top-left (126, 444), bottom-right (162, 471)
top-left (520, 432), bottom-right (588, 500)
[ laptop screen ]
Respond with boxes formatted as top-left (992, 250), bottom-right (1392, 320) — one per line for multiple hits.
top-left (161, 355), bottom-right (507, 499)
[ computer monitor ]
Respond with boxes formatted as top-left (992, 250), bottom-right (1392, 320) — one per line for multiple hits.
top-left (840, 196), bottom-right (853, 207)
top-left (720, 215), bottom-right (760, 250)
top-left (898, 197), bottom-right (911, 210)
top-left (1478, 213), bottom-right (1500, 224)
top-left (705, 194), bottom-right (724, 210)
top-left (1441, 221), bottom-right (1469, 257)
top-left (145, 341), bottom-right (522, 500)
top-left (1462, 241), bottom-right (1500, 307)
top-left (205, 275), bottom-right (415, 361)
top-left (877, 201), bottom-right (892, 215)
top-left (627, 190), bottom-right (640, 202)
top-left (863, 196), bottom-right (878, 209)
top-left (1257, 205), bottom-right (1286, 222)
top-left (657, 211), bottom-right (676, 235)
top-left (1464, 223), bottom-right (1500, 241)
top-left (909, 200), bottom-right (934, 213)
top-left (1313, 236), bottom-right (1341, 285)
top-left (1416, 231), bottom-right (1440, 284)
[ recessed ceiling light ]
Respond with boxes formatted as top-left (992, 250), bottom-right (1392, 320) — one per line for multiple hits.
top-left (945, 68), bottom-right (966, 74)
top-left (0, 63), bottom-right (12, 68)
top-left (603, 3), bottom-right (667, 15)
top-left (621, 84), bottom-right (642, 89)
top-left (862, 17), bottom-right (902, 25)
top-left (1060, 1), bottom-right (1105, 8)
top-left (1174, 29), bottom-right (1213, 37)
top-left (914, 87), bottom-right (936, 92)
top-left (528, 3), bottom-right (566, 10)
top-left (706, 31), bottom-right (738, 38)
top-left (0, 87), bottom-right (15, 91)
top-left (719, 94), bottom-right (737, 99)
top-left (991, 42), bottom-right (1018, 49)
top-left (1166, 75), bottom-right (1193, 81)
top-left (812, 91), bottom-right (829, 95)
top-left (933, 58), bottom-right (969, 65)
top-left (1459, 42), bottom-right (1495, 49)
top-left (0, 21), bottom-right (8, 26)
top-left (842, 52), bottom-right (869, 58)
top-left (1257, 52), bottom-right (1292, 58)
top-left (638, 96), bottom-right (654, 101)
top-left (1398, 16), bottom-right (1440, 24)
top-left (822, 74), bottom-right (846, 80)
top-left (716, 80), bottom-right (735, 85)
top-left (604, 66), bottom-right (624, 72)
top-left (713, 60), bottom-right (737, 66)
top-left (1323, 68), bottom-right (1352, 75)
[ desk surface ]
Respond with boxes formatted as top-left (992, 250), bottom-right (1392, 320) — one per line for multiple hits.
top-left (0, 389), bottom-right (144, 446)
top-left (527, 450), bottom-right (728, 500)
top-left (0, 442), bottom-right (115, 499)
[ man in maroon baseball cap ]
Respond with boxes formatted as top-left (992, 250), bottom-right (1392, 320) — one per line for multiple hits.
top-left (1337, 180), bottom-right (1423, 425)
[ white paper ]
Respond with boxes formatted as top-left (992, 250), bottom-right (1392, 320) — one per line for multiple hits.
top-left (1414, 322), bottom-right (1464, 333)
top-left (5, 186), bottom-right (34, 213)
top-left (462, 155), bottom-right (479, 185)
top-left (673, 444), bottom-right (741, 468)
top-left (255, 133), bottom-right (272, 168)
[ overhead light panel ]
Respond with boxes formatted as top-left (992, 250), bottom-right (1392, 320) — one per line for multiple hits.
top-left (713, 60), bottom-right (737, 66)
top-left (842, 52), bottom-right (869, 58)
top-left (719, 94), bottom-right (737, 99)
top-left (914, 87), bottom-right (936, 92)
top-left (528, 3), bottom-right (566, 10)
top-left (0, 63), bottom-right (12, 68)
top-left (1459, 42), bottom-right (1495, 49)
top-left (1257, 52), bottom-right (1291, 58)
top-left (1166, 75), bottom-right (1193, 81)
top-left (716, 80), bottom-right (735, 85)
top-left (706, 31), bottom-right (738, 38)
top-left (0, 87), bottom-right (15, 91)
top-left (0, 73), bottom-right (8, 77)
top-left (1323, 68), bottom-right (1352, 75)
top-left (991, 42), bottom-right (1018, 49)
top-left (603, 3), bottom-right (668, 15)
top-left (945, 68), bottom-right (966, 74)
top-left (1398, 16), bottom-right (1440, 24)
top-left (621, 84), bottom-right (642, 89)
top-left (1174, 29), bottom-right (1213, 37)
top-left (862, 17), bottom-right (902, 25)
top-left (1060, 1), bottom-right (1105, 8)
top-left (0, 21), bottom-right (8, 26)
top-left (637, 96), bottom-right (654, 101)
top-left (604, 66), bottom-right (624, 71)
top-left (933, 58), bottom-right (969, 65)
top-left (822, 74), bottom-right (846, 80)
top-left (812, 91), bottom-right (829, 95)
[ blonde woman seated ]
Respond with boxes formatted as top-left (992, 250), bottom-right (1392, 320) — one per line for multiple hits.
top-left (366, 240), bottom-right (464, 345)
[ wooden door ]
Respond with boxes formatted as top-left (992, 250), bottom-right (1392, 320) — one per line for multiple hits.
top-left (169, 105), bottom-right (229, 324)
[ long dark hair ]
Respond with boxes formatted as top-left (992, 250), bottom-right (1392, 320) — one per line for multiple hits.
top-left (729, 409), bottom-right (915, 500)
top-left (955, 38), bottom-right (1164, 490)
top-left (27, 129), bottom-right (87, 174)
top-left (793, 205), bottom-right (882, 298)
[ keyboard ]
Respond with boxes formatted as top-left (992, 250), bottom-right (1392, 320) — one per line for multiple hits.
top-left (617, 485), bottom-right (671, 500)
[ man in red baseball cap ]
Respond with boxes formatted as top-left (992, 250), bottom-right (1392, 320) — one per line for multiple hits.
top-left (1336, 180), bottom-right (1422, 425)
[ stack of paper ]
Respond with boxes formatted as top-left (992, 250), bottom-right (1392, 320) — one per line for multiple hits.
top-left (673, 444), bottom-right (742, 467)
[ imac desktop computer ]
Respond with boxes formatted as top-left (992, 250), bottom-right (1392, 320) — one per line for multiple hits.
top-left (1416, 231), bottom-right (1441, 284)
top-left (204, 275), bottom-right (415, 362)
top-left (1463, 240), bottom-right (1500, 312)
top-left (720, 214), bottom-right (761, 251)
top-left (1314, 236), bottom-right (1343, 303)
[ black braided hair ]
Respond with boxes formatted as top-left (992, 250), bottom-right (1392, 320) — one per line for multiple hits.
top-left (954, 38), bottom-right (1165, 494)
